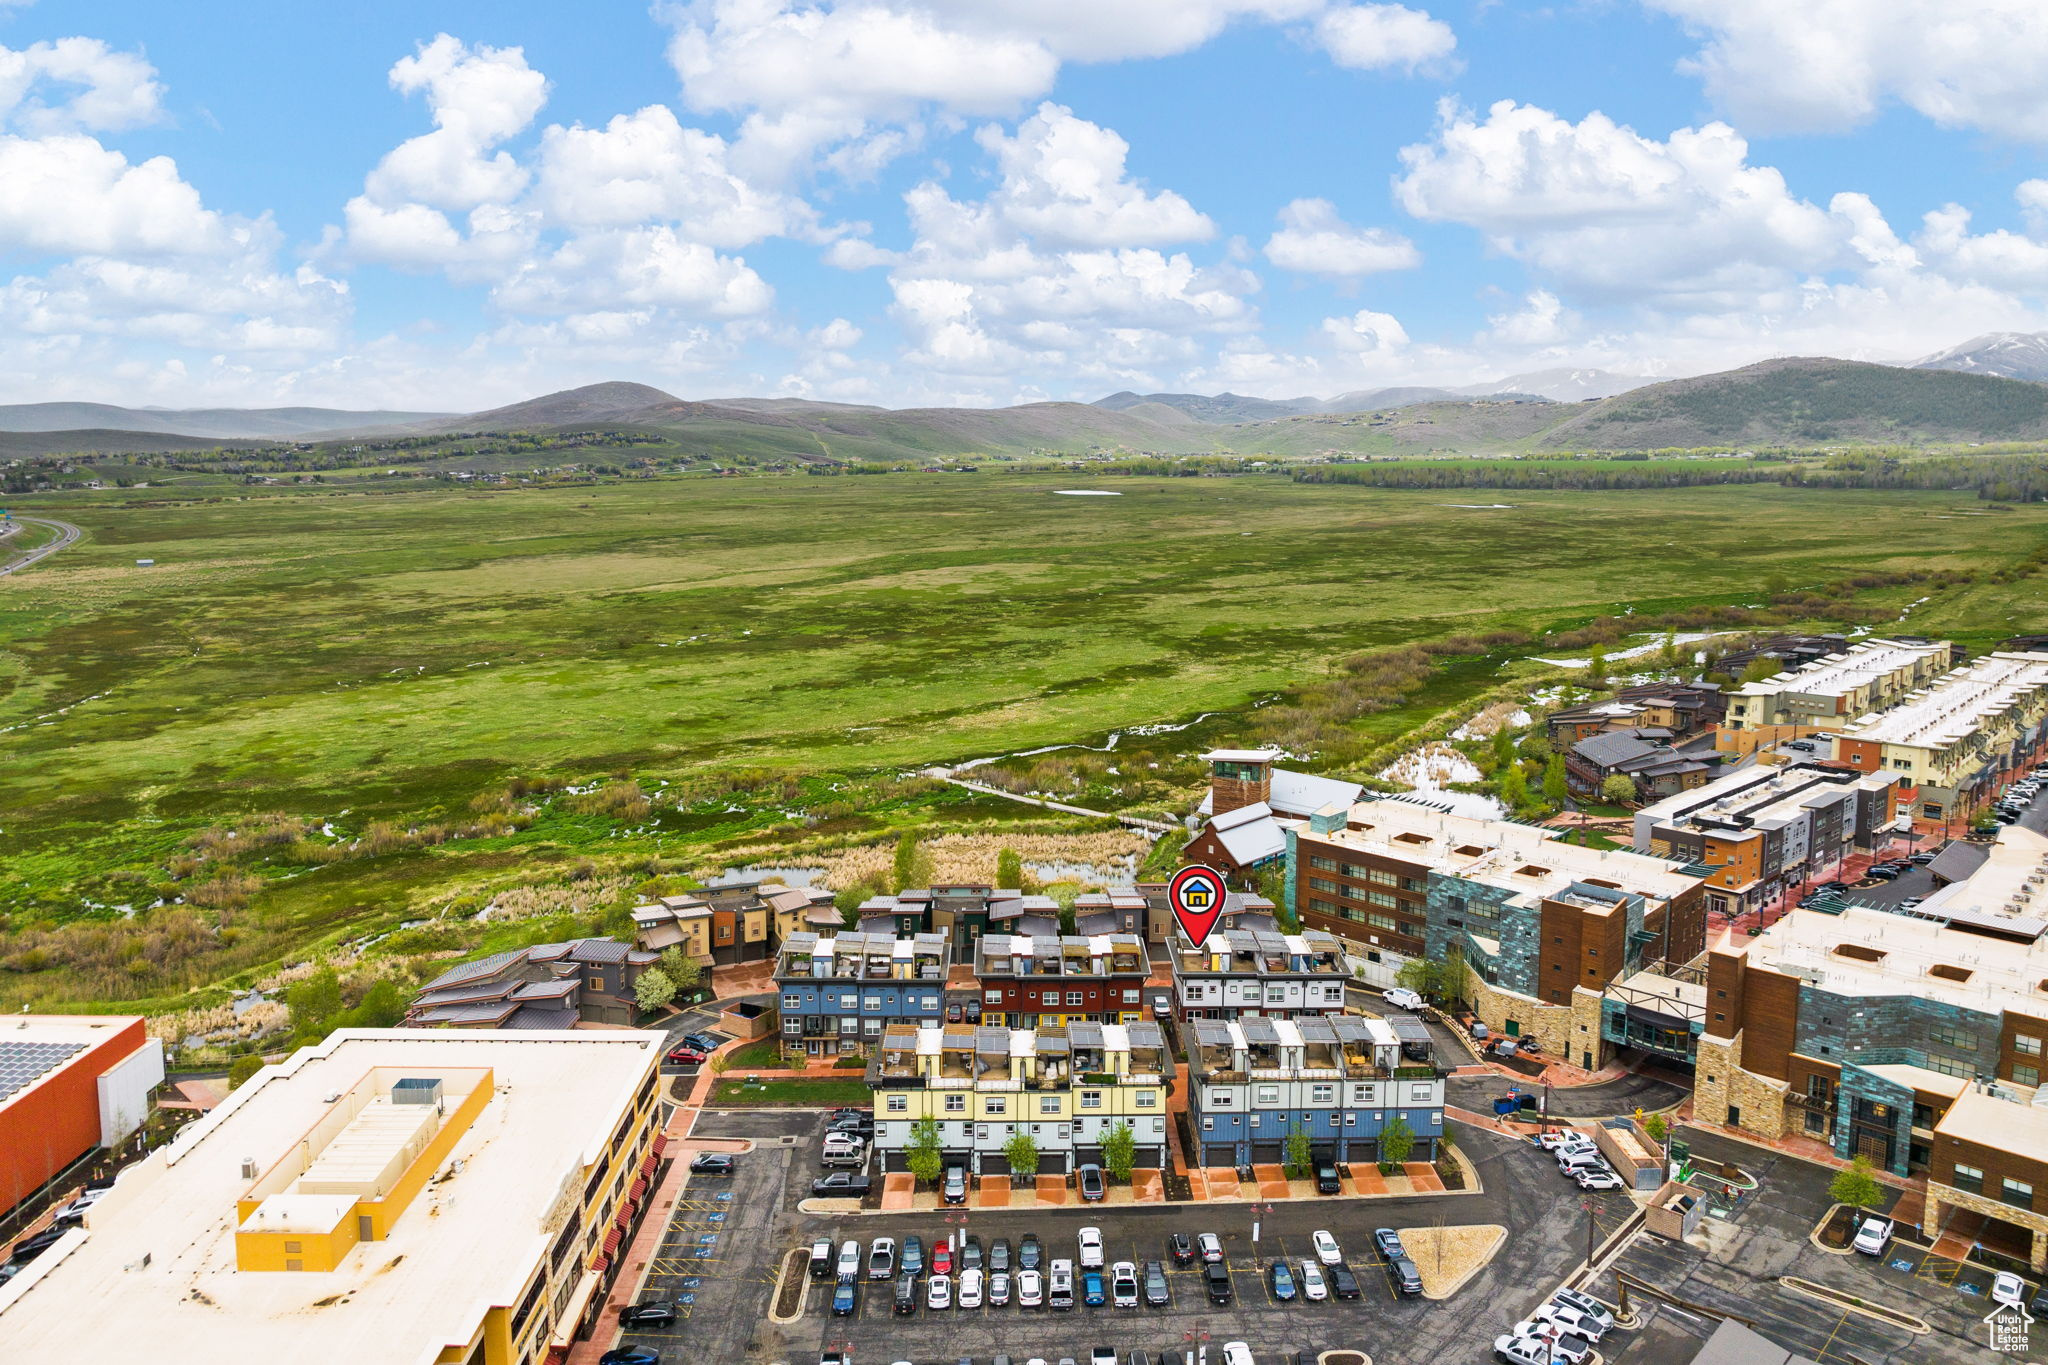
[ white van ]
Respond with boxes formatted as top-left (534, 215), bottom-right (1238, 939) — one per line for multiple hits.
top-left (822, 1133), bottom-right (868, 1168)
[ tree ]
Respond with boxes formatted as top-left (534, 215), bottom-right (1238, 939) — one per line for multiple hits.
top-left (1742, 655), bottom-right (1783, 684)
top-left (1283, 1125), bottom-right (1314, 1180)
top-left (1586, 647), bottom-right (1609, 685)
top-left (658, 947), bottom-right (703, 994)
top-left (1601, 773), bottom-right (1638, 806)
top-left (1644, 1112), bottom-right (1670, 1145)
top-left (1498, 763), bottom-right (1529, 810)
top-left (340, 979), bottom-right (405, 1029)
top-left (1542, 753), bottom-right (1568, 806)
top-left (285, 967), bottom-right (343, 1042)
top-left (996, 847), bottom-right (1024, 890)
top-left (227, 1054), bottom-right (265, 1090)
top-left (1490, 728), bottom-right (1516, 771)
top-left (1378, 1114), bottom-right (1415, 1172)
top-left (708, 1051), bottom-right (732, 1075)
top-left (906, 1116), bottom-right (945, 1185)
top-left (634, 966), bottom-right (677, 1013)
top-left (1396, 957), bottom-right (1446, 1000)
top-left (1519, 732), bottom-right (1552, 762)
top-left (1004, 1129), bottom-right (1039, 1181)
top-left (892, 831), bottom-right (933, 893)
top-left (1829, 1155), bottom-right (1884, 1213)
top-left (1101, 1120), bottom-right (1136, 1185)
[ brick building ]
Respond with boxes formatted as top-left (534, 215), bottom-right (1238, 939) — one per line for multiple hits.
top-left (972, 932), bottom-right (1150, 1027)
top-left (0, 1016), bottom-right (163, 1220)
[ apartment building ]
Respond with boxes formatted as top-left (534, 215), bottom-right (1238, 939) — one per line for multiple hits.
top-left (629, 882), bottom-right (838, 970)
top-left (1545, 681), bottom-right (1727, 748)
top-left (407, 938), bottom-right (658, 1030)
top-left (868, 1020), bottom-right (1171, 1175)
top-left (1169, 926), bottom-right (1349, 1021)
top-left (0, 1029), bottom-right (666, 1365)
top-left (1834, 650), bottom-right (2048, 831)
top-left (1184, 1014), bottom-right (1444, 1168)
top-left (972, 932), bottom-right (1150, 1028)
top-left (1290, 798), bottom-right (1707, 1069)
top-left (774, 931), bottom-right (950, 1057)
top-left (1716, 637), bottom-right (1953, 756)
top-left (1633, 762), bottom-right (1908, 917)
top-left (0, 1016), bottom-right (162, 1220)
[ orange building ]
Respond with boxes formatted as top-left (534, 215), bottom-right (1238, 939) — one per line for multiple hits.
top-left (0, 1015), bottom-right (163, 1218)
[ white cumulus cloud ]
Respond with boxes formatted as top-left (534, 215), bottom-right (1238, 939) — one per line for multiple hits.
top-left (1315, 4), bottom-right (1457, 73)
top-left (0, 37), bottom-right (164, 134)
top-left (1264, 198), bottom-right (1419, 277)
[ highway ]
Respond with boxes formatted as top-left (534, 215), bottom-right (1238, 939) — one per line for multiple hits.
top-left (0, 517), bottom-right (81, 578)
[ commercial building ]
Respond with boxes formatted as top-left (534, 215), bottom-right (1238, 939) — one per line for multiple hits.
top-left (0, 1028), bottom-right (667, 1365)
top-left (1290, 798), bottom-right (1707, 1068)
top-left (972, 932), bottom-right (1150, 1028)
top-left (1184, 1014), bottom-right (1444, 1168)
top-left (0, 1016), bottom-right (163, 1218)
top-left (1186, 748), bottom-right (1364, 879)
top-left (1633, 762), bottom-right (1907, 918)
top-left (868, 1020), bottom-right (1171, 1175)
top-left (1715, 637), bottom-right (1953, 757)
top-left (1168, 926), bottom-right (1349, 1021)
top-left (406, 938), bottom-right (658, 1030)
top-left (1923, 1087), bottom-right (2048, 1273)
top-left (1695, 835), bottom-right (2048, 1201)
top-left (774, 930), bottom-right (950, 1057)
top-left (1834, 650), bottom-right (2048, 831)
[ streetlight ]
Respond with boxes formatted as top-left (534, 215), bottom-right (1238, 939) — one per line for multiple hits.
top-left (1580, 1194), bottom-right (1606, 1266)
top-left (1249, 1199), bottom-right (1274, 1264)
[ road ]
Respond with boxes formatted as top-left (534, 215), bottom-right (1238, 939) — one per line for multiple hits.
top-left (0, 517), bottom-right (81, 578)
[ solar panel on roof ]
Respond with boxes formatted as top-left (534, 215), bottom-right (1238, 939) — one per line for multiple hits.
top-left (0, 1039), bottom-right (88, 1102)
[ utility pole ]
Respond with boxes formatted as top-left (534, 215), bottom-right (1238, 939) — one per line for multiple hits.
top-left (1582, 1195), bottom-right (1606, 1266)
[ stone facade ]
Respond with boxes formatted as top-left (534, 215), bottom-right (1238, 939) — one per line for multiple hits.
top-left (1925, 1180), bottom-right (2048, 1272)
top-left (1460, 963), bottom-right (1574, 1052)
top-left (1695, 1031), bottom-right (1792, 1141)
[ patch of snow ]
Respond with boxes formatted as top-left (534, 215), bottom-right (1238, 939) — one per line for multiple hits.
top-left (1443, 503), bottom-right (1514, 509)
top-left (1053, 489), bottom-right (1121, 496)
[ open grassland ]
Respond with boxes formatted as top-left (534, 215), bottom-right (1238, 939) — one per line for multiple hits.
top-left (2, 472), bottom-right (2043, 1012)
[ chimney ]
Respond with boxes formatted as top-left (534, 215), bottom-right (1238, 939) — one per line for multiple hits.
top-left (1206, 749), bottom-right (1274, 817)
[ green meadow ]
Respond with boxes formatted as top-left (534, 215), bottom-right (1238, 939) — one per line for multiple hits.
top-left (1, 469), bottom-right (2043, 1011)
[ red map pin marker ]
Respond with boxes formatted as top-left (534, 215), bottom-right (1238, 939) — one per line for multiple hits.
top-left (1167, 864), bottom-right (1228, 945)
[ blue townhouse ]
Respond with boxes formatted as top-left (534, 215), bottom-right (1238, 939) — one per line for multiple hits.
top-left (774, 929), bottom-right (950, 1058)
top-left (1185, 1014), bottom-right (1445, 1169)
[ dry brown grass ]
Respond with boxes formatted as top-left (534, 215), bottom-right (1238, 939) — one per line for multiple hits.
top-left (1403, 1224), bottom-right (1507, 1299)
top-left (711, 829), bottom-right (1151, 890)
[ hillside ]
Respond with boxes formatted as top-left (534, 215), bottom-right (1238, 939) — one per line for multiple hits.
top-left (1227, 399), bottom-right (1565, 457)
top-left (0, 402), bottom-right (450, 440)
top-left (1539, 357), bottom-right (2048, 449)
top-left (1093, 390), bottom-right (1320, 422)
top-left (0, 428), bottom-right (267, 458)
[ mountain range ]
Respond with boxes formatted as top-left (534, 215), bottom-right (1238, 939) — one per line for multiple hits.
top-left (12, 334), bottom-right (2048, 461)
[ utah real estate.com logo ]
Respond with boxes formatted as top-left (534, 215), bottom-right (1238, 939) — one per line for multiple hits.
top-left (1986, 1299), bottom-right (2033, 1354)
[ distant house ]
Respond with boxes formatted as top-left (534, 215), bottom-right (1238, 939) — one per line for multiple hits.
top-left (1565, 728), bottom-right (1718, 801)
top-left (405, 938), bottom-right (657, 1029)
top-left (629, 882), bottom-right (837, 979)
top-left (1544, 681), bottom-right (1726, 749)
top-left (1185, 748), bottom-right (1363, 880)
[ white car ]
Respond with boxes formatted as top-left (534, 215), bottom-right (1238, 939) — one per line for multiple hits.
top-left (1536, 1303), bottom-right (1609, 1343)
top-left (1091, 1351), bottom-right (1117, 1365)
top-left (1016, 1268), bottom-right (1045, 1308)
top-left (1198, 1232), bottom-right (1225, 1263)
top-left (1500, 1331), bottom-right (1591, 1365)
top-left (1311, 1230), bottom-right (1341, 1266)
top-left (1573, 1166), bottom-right (1624, 1191)
top-left (1852, 1215), bottom-right (1892, 1256)
top-left (927, 1273), bottom-right (952, 1310)
top-left (988, 1269), bottom-right (1011, 1306)
top-left (52, 1187), bottom-right (109, 1225)
top-left (1110, 1261), bottom-right (1139, 1308)
top-left (1992, 1271), bottom-right (2027, 1307)
top-left (1077, 1226), bottom-right (1105, 1269)
top-left (1549, 1288), bottom-right (1615, 1332)
top-left (959, 1266), bottom-right (984, 1308)
top-left (1382, 987), bottom-right (1425, 1011)
top-left (1538, 1130), bottom-right (1596, 1155)
top-left (1222, 1345), bottom-right (1255, 1365)
top-left (1299, 1259), bottom-right (1328, 1301)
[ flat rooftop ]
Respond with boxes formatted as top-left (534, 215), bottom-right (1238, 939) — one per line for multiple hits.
top-left (1311, 798), bottom-right (1698, 904)
top-left (1733, 903), bottom-right (2048, 1017)
top-left (0, 1014), bottom-right (146, 1105)
top-left (1933, 1087), bottom-right (2048, 1165)
top-left (0, 1029), bottom-right (662, 1365)
top-left (1837, 651), bottom-right (2048, 750)
top-left (1729, 637), bottom-right (1950, 701)
top-left (1905, 824), bottom-right (2048, 935)
top-left (1636, 762), bottom-right (1896, 836)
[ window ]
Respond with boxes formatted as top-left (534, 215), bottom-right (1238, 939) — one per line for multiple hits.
top-left (588, 976), bottom-right (604, 990)
top-left (1368, 914), bottom-right (1398, 932)
top-left (782, 994), bottom-right (801, 1010)
top-left (1341, 884), bottom-right (1367, 901)
top-left (1309, 856), bottom-right (1338, 871)
top-left (864, 1017), bottom-right (883, 1035)
top-left (1066, 991), bottom-right (1084, 1006)
top-left (840, 993), bottom-right (858, 1009)
top-left (1135, 1090), bottom-right (1156, 1108)
top-left (887, 1094), bottom-right (907, 1112)
top-left (2003, 1178), bottom-right (2035, 1210)
top-left (1310, 1084), bottom-right (1334, 1104)
top-left (944, 1094), bottom-right (966, 1112)
top-left (1930, 1025), bottom-right (1978, 1052)
top-left (1043, 990), bottom-right (1060, 1005)
top-left (863, 996), bottom-right (882, 1011)
top-left (1309, 877), bottom-right (1337, 893)
top-left (1040, 1096), bottom-right (1061, 1114)
top-left (922, 995), bottom-right (940, 1011)
top-left (717, 925), bottom-right (733, 941)
top-left (1369, 890), bottom-right (1398, 910)
top-left (1952, 1164), bottom-right (1985, 1194)
top-left (1344, 1112), bottom-right (1357, 1126)
top-left (1370, 868), bottom-right (1397, 886)
top-left (1201, 1116), bottom-right (1215, 1131)
top-left (283, 1240), bottom-right (302, 1254)
top-left (2017, 1034), bottom-right (2044, 1056)
top-left (1123, 989), bottom-right (1140, 1004)
top-left (984, 1096), bottom-right (1007, 1115)
top-left (1081, 1091), bottom-right (1102, 1109)
top-left (1256, 1085), bottom-right (1279, 1105)
top-left (1210, 1091), bottom-right (1233, 1107)
top-left (2017, 1064), bottom-right (2041, 1087)
top-left (985, 989), bottom-right (1003, 1005)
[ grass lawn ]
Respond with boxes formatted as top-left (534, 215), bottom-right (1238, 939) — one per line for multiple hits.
top-left (708, 1077), bottom-right (873, 1107)
top-left (3, 470), bottom-right (2046, 1009)
top-left (723, 1036), bottom-right (787, 1069)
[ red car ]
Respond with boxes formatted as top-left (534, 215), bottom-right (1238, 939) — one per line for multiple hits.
top-left (931, 1242), bottom-right (953, 1276)
top-left (665, 1045), bottom-right (707, 1065)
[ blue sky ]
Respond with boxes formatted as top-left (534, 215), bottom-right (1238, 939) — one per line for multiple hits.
top-left (3, 0), bottom-right (2047, 410)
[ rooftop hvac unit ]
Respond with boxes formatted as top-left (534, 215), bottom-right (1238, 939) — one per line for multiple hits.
top-left (240, 1157), bottom-right (258, 1179)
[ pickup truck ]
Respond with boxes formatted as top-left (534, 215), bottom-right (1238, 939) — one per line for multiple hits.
top-left (1852, 1215), bottom-right (1893, 1256)
top-left (811, 1172), bottom-right (874, 1198)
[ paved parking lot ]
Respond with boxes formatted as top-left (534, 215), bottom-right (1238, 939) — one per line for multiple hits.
top-left (599, 1108), bottom-right (1640, 1364)
top-left (1589, 1128), bottom-right (2019, 1365)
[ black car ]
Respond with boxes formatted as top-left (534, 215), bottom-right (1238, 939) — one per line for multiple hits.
top-left (1328, 1262), bottom-right (1360, 1300)
top-left (1203, 1261), bottom-right (1233, 1304)
top-left (601, 1350), bottom-right (660, 1365)
top-left (960, 1233), bottom-right (983, 1270)
top-left (1143, 1259), bottom-right (1170, 1307)
top-left (1866, 865), bottom-right (1902, 881)
top-left (894, 1272), bottom-right (920, 1315)
top-left (1386, 1253), bottom-right (1422, 1296)
top-left (619, 1302), bottom-right (678, 1328)
top-left (689, 1154), bottom-right (735, 1175)
top-left (988, 1237), bottom-right (1012, 1272)
top-left (809, 1239), bottom-right (834, 1279)
top-left (680, 1032), bottom-right (722, 1052)
top-left (827, 1116), bottom-right (874, 1138)
top-left (8, 1230), bottom-right (62, 1263)
top-left (1169, 1232), bottom-right (1195, 1266)
top-left (1315, 1164), bottom-right (1341, 1194)
top-left (1018, 1233), bottom-right (1043, 1270)
top-left (811, 1172), bottom-right (873, 1197)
